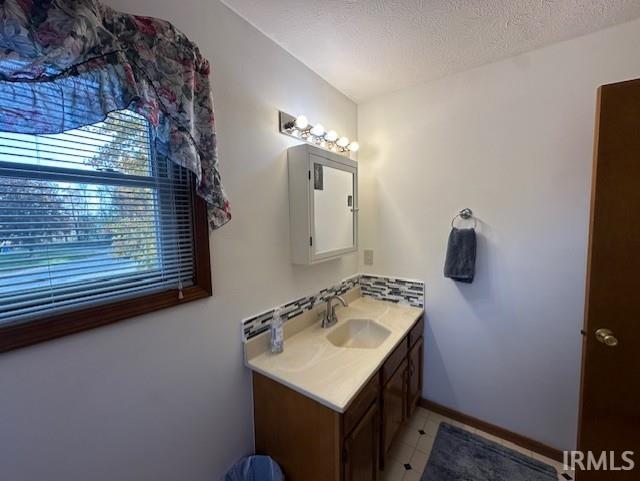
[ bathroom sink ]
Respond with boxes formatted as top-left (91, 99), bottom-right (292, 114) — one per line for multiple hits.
top-left (327, 318), bottom-right (391, 349)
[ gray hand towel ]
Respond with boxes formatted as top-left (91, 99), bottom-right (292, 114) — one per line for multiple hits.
top-left (444, 228), bottom-right (476, 283)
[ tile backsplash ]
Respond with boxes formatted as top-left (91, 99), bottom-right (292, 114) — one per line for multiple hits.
top-left (242, 274), bottom-right (424, 341)
top-left (359, 274), bottom-right (425, 308)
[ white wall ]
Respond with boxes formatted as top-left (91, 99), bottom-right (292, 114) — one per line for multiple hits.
top-left (358, 18), bottom-right (640, 450)
top-left (0, 2), bottom-right (357, 480)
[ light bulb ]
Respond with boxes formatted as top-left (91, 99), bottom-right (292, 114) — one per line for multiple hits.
top-left (337, 136), bottom-right (350, 148)
top-left (310, 124), bottom-right (325, 137)
top-left (294, 115), bottom-right (309, 130)
top-left (348, 141), bottom-right (360, 152)
top-left (325, 130), bottom-right (338, 142)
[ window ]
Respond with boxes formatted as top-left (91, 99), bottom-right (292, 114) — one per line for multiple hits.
top-left (0, 110), bottom-right (211, 352)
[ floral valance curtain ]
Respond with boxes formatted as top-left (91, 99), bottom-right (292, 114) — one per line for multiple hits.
top-left (0, 0), bottom-right (230, 229)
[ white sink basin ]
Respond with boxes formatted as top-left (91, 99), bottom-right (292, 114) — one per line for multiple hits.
top-left (327, 318), bottom-right (391, 349)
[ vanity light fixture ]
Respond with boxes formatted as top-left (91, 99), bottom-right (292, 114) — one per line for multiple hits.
top-left (294, 115), bottom-right (309, 130)
top-left (310, 123), bottom-right (325, 137)
top-left (336, 136), bottom-right (350, 148)
top-left (324, 130), bottom-right (338, 143)
top-left (279, 111), bottom-right (359, 155)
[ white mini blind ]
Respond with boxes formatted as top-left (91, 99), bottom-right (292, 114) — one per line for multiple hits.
top-left (0, 109), bottom-right (195, 325)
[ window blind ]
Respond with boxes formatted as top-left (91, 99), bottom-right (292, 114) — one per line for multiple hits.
top-left (0, 109), bottom-right (195, 326)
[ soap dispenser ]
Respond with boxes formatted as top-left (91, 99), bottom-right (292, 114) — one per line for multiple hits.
top-left (270, 308), bottom-right (284, 353)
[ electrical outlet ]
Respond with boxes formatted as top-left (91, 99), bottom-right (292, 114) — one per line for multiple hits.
top-left (364, 249), bottom-right (374, 266)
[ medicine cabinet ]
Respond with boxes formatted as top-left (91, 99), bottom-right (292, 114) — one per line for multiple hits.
top-left (288, 144), bottom-right (358, 265)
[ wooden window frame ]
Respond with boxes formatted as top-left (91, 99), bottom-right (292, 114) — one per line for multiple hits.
top-left (0, 185), bottom-right (212, 353)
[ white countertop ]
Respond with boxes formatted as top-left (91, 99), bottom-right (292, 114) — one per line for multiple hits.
top-left (244, 294), bottom-right (423, 413)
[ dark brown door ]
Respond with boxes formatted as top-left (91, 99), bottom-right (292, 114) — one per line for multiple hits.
top-left (407, 338), bottom-right (423, 418)
top-left (382, 359), bottom-right (407, 459)
top-left (344, 402), bottom-right (380, 481)
top-left (578, 79), bottom-right (640, 480)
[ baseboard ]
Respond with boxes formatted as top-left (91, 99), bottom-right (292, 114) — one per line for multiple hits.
top-left (419, 398), bottom-right (564, 463)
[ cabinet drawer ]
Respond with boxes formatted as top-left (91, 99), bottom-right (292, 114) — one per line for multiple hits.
top-left (382, 340), bottom-right (408, 385)
top-left (344, 374), bottom-right (380, 436)
top-left (408, 316), bottom-right (424, 348)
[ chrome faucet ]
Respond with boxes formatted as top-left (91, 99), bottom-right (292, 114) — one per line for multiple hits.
top-left (322, 295), bottom-right (347, 328)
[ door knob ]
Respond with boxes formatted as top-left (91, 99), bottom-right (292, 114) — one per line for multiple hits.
top-left (595, 328), bottom-right (619, 347)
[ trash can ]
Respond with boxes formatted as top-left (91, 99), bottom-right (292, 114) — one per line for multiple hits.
top-left (221, 455), bottom-right (284, 481)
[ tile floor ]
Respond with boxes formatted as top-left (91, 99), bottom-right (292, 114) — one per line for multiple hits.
top-left (383, 407), bottom-right (575, 481)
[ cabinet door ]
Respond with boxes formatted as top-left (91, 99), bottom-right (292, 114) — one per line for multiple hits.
top-left (310, 154), bottom-right (358, 262)
top-left (344, 402), bottom-right (379, 481)
top-left (382, 359), bottom-right (407, 460)
top-left (407, 338), bottom-right (423, 418)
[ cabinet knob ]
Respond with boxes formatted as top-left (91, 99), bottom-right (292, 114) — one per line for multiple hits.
top-left (595, 328), bottom-right (619, 347)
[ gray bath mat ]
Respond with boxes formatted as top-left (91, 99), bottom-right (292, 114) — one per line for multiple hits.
top-left (422, 423), bottom-right (557, 481)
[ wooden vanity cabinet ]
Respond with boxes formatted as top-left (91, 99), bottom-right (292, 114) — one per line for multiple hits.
top-left (253, 372), bottom-right (343, 481)
top-left (253, 371), bottom-right (379, 481)
top-left (252, 315), bottom-right (424, 481)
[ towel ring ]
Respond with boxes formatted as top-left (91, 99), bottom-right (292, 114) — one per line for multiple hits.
top-left (451, 208), bottom-right (477, 229)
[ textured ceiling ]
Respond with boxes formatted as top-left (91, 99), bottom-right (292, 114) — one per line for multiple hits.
top-left (221, 0), bottom-right (640, 102)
